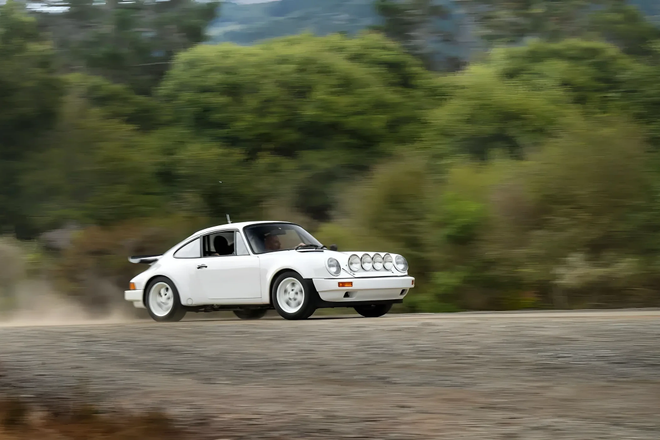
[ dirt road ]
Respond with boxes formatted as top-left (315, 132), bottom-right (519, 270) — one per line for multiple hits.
top-left (1, 310), bottom-right (659, 439)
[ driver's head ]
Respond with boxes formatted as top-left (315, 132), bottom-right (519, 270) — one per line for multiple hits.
top-left (264, 234), bottom-right (281, 251)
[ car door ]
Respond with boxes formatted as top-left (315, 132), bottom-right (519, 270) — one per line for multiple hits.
top-left (195, 230), bottom-right (262, 301)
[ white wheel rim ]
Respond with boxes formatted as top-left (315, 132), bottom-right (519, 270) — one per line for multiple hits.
top-left (276, 277), bottom-right (305, 314)
top-left (148, 282), bottom-right (174, 317)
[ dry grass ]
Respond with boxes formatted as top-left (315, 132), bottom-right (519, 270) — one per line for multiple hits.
top-left (0, 396), bottom-right (186, 440)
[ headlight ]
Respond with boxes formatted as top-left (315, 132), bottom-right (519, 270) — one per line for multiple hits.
top-left (383, 253), bottom-right (394, 271)
top-left (361, 253), bottom-right (373, 271)
top-left (394, 254), bottom-right (408, 272)
top-left (326, 258), bottom-right (341, 276)
top-left (372, 253), bottom-right (383, 270)
top-left (348, 254), bottom-right (361, 272)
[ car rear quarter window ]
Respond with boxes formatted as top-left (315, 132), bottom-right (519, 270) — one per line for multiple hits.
top-left (174, 237), bottom-right (201, 259)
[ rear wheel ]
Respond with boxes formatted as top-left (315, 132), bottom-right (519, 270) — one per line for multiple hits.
top-left (271, 271), bottom-right (316, 320)
top-left (354, 303), bottom-right (392, 318)
top-left (144, 276), bottom-right (186, 322)
top-left (233, 309), bottom-right (268, 320)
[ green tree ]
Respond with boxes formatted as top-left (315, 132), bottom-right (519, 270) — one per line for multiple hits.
top-left (0, 0), bottom-right (63, 237)
top-left (421, 63), bottom-right (572, 162)
top-left (487, 39), bottom-right (641, 112)
top-left (455, 0), bottom-right (616, 45)
top-left (589, 2), bottom-right (660, 59)
top-left (483, 39), bottom-right (660, 147)
top-left (372, 0), bottom-right (463, 71)
top-left (62, 73), bottom-right (164, 130)
top-left (158, 32), bottom-right (439, 221)
top-left (30, 0), bottom-right (220, 95)
top-left (157, 129), bottom-right (273, 223)
top-left (20, 92), bottom-right (164, 230)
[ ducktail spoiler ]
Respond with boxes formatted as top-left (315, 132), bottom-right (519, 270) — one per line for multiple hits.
top-left (128, 255), bottom-right (161, 264)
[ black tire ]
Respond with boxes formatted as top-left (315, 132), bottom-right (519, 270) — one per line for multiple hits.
top-left (233, 309), bottom-right (268, 320)
top-left (271, 271), bottom-right (316, 320)
top-left (354, 303), bottom-right (392, 318)
top-left (144, 276), bottom-right (187, 322)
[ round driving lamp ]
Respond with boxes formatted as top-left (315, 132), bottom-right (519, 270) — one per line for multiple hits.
top-left (383, 253), bottom-right (394, 271)
top-left (394, 254), bottom-right (408, 272)
top-left (372, 253), bottom-right (384, 270)
top-left (361, 253), bottom-right (373, 271)
top-left (348, 254), bottom-right (361, 272)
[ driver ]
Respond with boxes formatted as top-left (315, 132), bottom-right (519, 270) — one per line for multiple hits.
top-left (264, 233), bottom-right (281, 251)
top-left (263, 231), bottom-right (306, 252)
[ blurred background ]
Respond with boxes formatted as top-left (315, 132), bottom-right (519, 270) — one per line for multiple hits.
top-left (2, 0), bottom-right (660, 319)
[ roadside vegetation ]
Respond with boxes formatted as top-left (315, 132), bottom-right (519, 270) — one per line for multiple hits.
top-left (0, 395), bottom-right (183, 440)
top-left (2, 0), bottom-right (660, 315)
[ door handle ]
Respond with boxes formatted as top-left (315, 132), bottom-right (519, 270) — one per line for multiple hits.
top-left (197, 264), bottom-right (207, 269)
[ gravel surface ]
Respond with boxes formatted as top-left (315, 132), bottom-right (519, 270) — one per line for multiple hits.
top-left (1, 310), bottom-right (659, 439)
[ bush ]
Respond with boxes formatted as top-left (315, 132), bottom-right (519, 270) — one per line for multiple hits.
top-left (52, 214), bottom-right (209, 315)
top-left (0, 236), bottom-right (26, 311)
top-left (482, 114), bottom-right (660, 308)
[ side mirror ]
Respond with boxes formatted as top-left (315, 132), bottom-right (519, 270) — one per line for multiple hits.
top-left (329, 244), bottom-right (338, 251)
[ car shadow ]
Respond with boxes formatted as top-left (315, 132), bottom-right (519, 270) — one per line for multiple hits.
top-left (186, 314), bottom-right (359, 323)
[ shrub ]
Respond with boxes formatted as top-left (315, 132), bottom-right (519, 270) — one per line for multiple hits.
top-left (52, 214), bottom-right (209, 315)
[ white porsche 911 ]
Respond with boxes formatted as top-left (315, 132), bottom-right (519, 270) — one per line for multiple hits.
top-left (124, 221), bottom-right (414, 322)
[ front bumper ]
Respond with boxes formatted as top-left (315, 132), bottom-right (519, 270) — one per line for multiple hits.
top-left (124, 289), bottom-right (145, 309)
top-left (312, 276), bottom-right (414, 303)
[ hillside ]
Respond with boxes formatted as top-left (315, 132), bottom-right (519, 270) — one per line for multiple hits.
top-left (207, 0), bottom-right (381, 44)
top-left (634, 0), bottom-right (660, 18)
top-left (207, 0), bottom-right (471, 64)
top-left (208, 0), bottom-right (660, 46)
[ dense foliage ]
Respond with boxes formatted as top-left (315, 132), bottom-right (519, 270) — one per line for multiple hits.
top-left (30, 0), bottom-right (220, 95)
top-left (2, 0), bottom-right (660, 314)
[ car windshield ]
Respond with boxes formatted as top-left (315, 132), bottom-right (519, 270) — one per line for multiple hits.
top-left (243, 223), bottom-right (323, 254)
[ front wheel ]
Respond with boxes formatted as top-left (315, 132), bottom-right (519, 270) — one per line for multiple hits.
top-left (271, 271), bottom-right (316, 320)
top-left (354, 303), bottom-right (392, 318)
top-left (144, 276), bottom-right (187, 322)
top-left (233, 309), bottom-right (268, 320)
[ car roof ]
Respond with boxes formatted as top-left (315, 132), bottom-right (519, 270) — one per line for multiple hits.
top-left (164, 220), bottom-right (300, 256)
top-left (192, 220), bottom-right (295, 237)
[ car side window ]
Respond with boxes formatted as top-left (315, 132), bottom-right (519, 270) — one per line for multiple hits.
top-left (235, 232), bottom-right (250, 256)
top-left (174, 237), bottom-right (201, 259)
top-left (205, 232), bottom-right (236, 257)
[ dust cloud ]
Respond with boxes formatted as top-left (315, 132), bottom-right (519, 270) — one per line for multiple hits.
top-left (0, 279), bottom-right (139, 328)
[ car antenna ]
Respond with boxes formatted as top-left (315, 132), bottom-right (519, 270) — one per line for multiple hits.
top-left (219, 181), bottom-right (232, 223)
